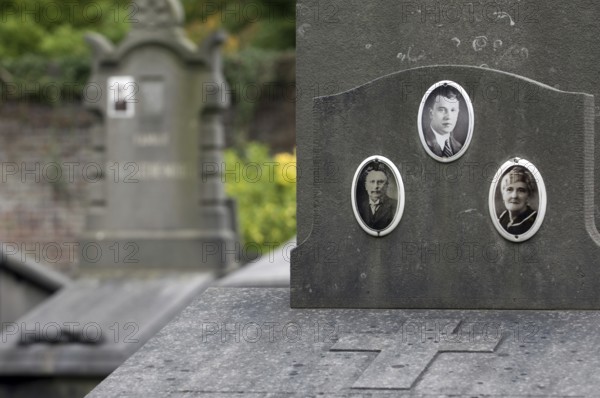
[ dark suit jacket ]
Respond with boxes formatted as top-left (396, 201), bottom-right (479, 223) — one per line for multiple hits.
top-left (358, 196), bottom-right (397, 230)
top-left (423, 125), bottom-right (463, 157)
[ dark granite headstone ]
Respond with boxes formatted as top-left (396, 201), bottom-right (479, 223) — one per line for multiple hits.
top-left (292, 65), bottom-right (597, 309)
top-left (296, 0), bottom-right (600, 261)
top-left (80, 0), bottom-right (237, 273)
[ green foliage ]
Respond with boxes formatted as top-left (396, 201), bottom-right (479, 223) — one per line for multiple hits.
top-left (0, 0), bottom-right (131, 60)
top-left (0, 0), bottom-right (130, 101)
top-left (223, 48), bottom-right (284, 146)
top-left (224, 143), bottom-right (296, 252)
top-left (1, 55), bottom-right (89, 103)
top-left (0, 15), bottom-right (46, 58)
top-left (39, 25), bottom-right (88, 58)
top-left (0, 0), bottom-right (294, 104)
top-left (182, 0), bottom-right (295, 50)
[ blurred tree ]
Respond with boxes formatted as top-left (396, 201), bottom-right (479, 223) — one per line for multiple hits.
top-left (181, 0), bottom-right (295, 52)
top-left (0, 0), bottom-right (294, 60)
top-left (0, 0), bottom-right (294, 100)
top-left (0, 0), bottom-right (131, 59)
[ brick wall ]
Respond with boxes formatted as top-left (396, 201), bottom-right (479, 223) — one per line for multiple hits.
top-left (0, 103), bottom-right (93, 275)
top-left (0, 59), bottom-right (296, 276)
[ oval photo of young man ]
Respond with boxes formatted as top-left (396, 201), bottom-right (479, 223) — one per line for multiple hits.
top-left (488, 158), bottom-right (547, 242)
top-left (418, 80), bottom-right (474, 163)
top-left (351, 156), bottom-right (405, 237)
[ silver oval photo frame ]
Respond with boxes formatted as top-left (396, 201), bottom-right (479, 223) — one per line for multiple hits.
top-left (351, 156), bottom-right (405, 237)
top-left (488, 158), bottom-right (547, 242)
top-left (418, 80), bottom-right (474, 163)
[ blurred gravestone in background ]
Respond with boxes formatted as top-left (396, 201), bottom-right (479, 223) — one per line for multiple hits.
top-left (0, 0), bottom-right (297, 274)
top-left (80, 0), bottom-right (238, 274)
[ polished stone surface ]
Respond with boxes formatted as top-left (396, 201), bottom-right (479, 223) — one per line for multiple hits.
top-left (296, 0), bottom-right (600, 249)
top-left (292, 65), bottom-right (596, 309)
top-left (88, 288), bottom-right (600, 396)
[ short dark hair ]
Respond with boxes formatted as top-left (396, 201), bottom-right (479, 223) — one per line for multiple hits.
top-left (426, 84), bottom-right (462, 111)
top-left (361, 160), bottom-right (391, 183)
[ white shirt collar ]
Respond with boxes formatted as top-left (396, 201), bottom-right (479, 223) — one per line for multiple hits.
top-left (431, 124), bottom-right (450, 151)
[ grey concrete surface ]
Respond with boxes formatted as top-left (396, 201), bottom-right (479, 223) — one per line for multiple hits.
top-left (88, 288), bottom-right (600, 397)
top-left (0, 273), bottom-right (214, 376)
top-left (218, 238), bottom-right (294, 287)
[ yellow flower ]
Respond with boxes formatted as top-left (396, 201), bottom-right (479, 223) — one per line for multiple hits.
top-left (274, 150), bottom-right (297, 185)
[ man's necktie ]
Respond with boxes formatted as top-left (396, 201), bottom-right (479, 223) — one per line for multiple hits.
top-left (443, 139), bottom-right (453, 157)
top-left (370, 204), bottom-right (379, 214)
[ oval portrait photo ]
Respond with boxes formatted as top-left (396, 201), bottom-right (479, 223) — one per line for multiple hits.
top-left (488, 158), bottom-right (547, 242)
top-left (418, 80), bottom-right (474, 163)
top-left (351, 156), bottom-right (405, 237)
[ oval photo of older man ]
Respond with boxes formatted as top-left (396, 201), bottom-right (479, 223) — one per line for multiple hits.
top-left (351, 156), bottom-right (405, 237)
top-left (418, 80), bottom-right (474, 163)
top-left (489, 158), bottom-right (547, 242)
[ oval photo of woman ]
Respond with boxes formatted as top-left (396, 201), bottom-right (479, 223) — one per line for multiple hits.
top-left (489, 158), bottom-right (547, 242)
top-left (418, 80), bottom-right (474, 163)
top-left (351, 156), bottom-right (405, 237)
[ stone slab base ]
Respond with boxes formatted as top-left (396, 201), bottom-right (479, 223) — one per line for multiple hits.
top-left (88, 288), bottom-right (600, 396)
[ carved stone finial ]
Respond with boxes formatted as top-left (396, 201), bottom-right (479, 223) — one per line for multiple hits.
top-left (132, 0), bottom-right (184, 30)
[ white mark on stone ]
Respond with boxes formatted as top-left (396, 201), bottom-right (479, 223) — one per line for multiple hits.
top-left (297, 23), bottom-right (311, 37)
top-left (480, 64), bottom-right (489, 68)
top-left (497, 45), bottom-right (529, 65)
top-left (451, 37), bottom-right (461, 47)
top-left (493, 39), bottom-right (503, 51)
top-left (365, 43), bottom-right (372, 49)
top-left (360, 273), bottom-right (367, 280)
top-left (396, 46), bottom-right (425, 62)
top-left (472, 36), bottom-right (488, 51)
top-left (493, 11), bottom-right (516, 26)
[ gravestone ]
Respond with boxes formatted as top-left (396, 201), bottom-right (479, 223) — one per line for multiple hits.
top-left (80, 0), bottom-right (237, 273)
top-left (291, 1), bottom-right (599, 309)
top-left (82, 2), bottom-right (600, 396)
top-left (292, 65), bottom-right (597, 309)
top-left (296, 0), bottom-right (600, 253)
